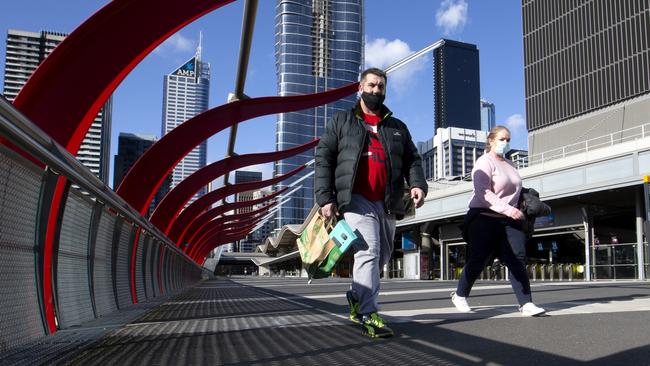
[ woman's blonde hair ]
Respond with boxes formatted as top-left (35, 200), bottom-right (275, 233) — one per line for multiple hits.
top-left (485, 125), bottom-right (511, 153)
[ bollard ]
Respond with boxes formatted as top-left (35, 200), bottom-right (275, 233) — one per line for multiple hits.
top-left (541, 265), bottom-right (546, 281)
top-left (549, 264), bottom-right (555, 281)
top-left (569, 264), bottom-right (574, 281)
top-left (559, 264), bottom-right (564, 281)
top-left (532, 264), bottom-right (537, 281)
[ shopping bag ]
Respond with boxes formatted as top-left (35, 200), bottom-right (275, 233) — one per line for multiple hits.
top-left (299, 217), bottom-right (357, 280)
top-left (308, 220), bottom-right (357, 278)
top-left (296, 212), bottom-right (336, 265)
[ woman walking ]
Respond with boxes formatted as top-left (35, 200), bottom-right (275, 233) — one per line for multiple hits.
top-left (451, 126), bottom-right (545, 316)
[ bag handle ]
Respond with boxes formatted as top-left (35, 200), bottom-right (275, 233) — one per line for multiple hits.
top-left (317, 207), bottom-right (338, 231)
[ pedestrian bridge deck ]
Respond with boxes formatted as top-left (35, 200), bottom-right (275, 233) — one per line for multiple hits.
top-left (5, 277), bottom-right (650, 365)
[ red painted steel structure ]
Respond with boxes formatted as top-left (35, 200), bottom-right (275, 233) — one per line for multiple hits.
top-left (186, 203), bottom-right (273, 249)
top-left (182, 187), bottom-right (287, 246)
top-left (150, 139), bottom-right (319, 233)
top-left (9, 0), bottom-right (235, 334)
top-left (169, 165), bottom-right (305, 245)
top-left (12, 0), bottom-right (234, 155)
top-left (5, 0), bottom-right (359, 335)
top-left (187, 208), bottom-right (272, 258)
top-left (191, 218), bottom-right (264, 258)
top-left (194, 226), bottom-right (258, 262)
top-left (116, 83), bottom-right (357, 216)
top-left (185, 208), bottom-right (272, 256)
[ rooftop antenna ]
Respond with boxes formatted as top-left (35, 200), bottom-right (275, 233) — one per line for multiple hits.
top-left (196, 31), bottom-right (203, 60)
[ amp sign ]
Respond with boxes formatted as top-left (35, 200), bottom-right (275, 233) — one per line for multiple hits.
top-left (174, 57), bottom-right (197, 78)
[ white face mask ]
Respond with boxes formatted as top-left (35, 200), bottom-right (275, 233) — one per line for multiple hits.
top-left (494, 140), bottom-right (510, 156)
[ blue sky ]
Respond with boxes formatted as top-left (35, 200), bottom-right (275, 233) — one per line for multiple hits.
top-left (0, 0), bottom-right (527, 187)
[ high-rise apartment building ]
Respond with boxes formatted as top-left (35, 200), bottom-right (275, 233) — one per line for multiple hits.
top-left (3, 29), bottom-right (112, 183)
top-left (480, 99), bottom-right (496, 132)
top-left (433, 39), bottom-right (481, 132)
top-left (418, 127), bottom-right (487, 181)
top-left (235, 170), bottom-right (263, 214)
top-left (234, 170), bottom-right (263, 252)
top-left (161, 44), bottom-right (209, 201)
top-left (523, 0), bottom-right (650, 156)
top-left (274, 0), bottom-right (363, 228)
top-left (250, 188), bottom-right (275, 252)
top-left (113, 133), bottom-right (170, 217)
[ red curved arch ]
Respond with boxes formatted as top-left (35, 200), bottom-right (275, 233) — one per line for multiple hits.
top-left (197, 229), bottom-right (256, 261)
top-left (187, 207), bottom-right (272, 257)
top-left (8, 0), bottom-right (234, 335)
top-left (186, 203), bottom-right (274, 249)
top-left (117, 82), bottom-right (358, 215)
top-left (12, 0), bottom-right (234, 154)
top-left (182, 187), bottom-right (286, 246)
top-left (188, 208), bottom-right (272, 254)
top-left (150, 139), bottom-right (318, 233)
top-left (169, 165), bottom-right (305, 245)
top-left (190, 218), bottom-right (265, 260)
top-left (194, 227), bottom-right (257, 262)
top-left (193, 226), bottom-right (256, 261)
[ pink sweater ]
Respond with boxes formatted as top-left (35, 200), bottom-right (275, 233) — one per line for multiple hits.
top-left (468, 154), bottom-right (522, 218)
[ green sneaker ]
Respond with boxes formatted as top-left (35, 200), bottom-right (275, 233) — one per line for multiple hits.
top-left (360, 312), bottom-right (393, 338)
top-left (346, 290), bottom-right (363, 324)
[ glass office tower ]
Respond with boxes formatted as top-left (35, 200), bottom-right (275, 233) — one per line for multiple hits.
top-left (433, 39), bottom-right (481, 132)
top-left (274, 0), bottom-right (363, 227)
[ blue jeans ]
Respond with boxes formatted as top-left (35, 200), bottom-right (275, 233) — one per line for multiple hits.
top-left (456, 214), bottom-right (532, 306)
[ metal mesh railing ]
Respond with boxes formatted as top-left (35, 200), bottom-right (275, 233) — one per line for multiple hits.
top-left (0, 96), bottom-right (204, 353)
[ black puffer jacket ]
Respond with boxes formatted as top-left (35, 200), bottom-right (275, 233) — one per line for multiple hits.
top-left (314, 103), bottom-right (427, 218)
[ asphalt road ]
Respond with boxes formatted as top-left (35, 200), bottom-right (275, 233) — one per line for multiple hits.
top-left (231, 276), bottom-right (650, 365)
top-left (17, 276), bottom-right (649, 365)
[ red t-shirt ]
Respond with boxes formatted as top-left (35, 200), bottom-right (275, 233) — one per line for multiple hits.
top-left (352, 113), bottom-right (388, 201)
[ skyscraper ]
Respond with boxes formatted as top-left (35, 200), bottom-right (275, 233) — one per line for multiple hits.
top-left (418, 127), bottom-right (487, 181)
top-left (274, 0), bottom-right (363, 227)
top-left (523, 0), bottom-right (650, 156)
top-left (433, 39), bottom-right (481, 132)
top-left (3, 29), bottom-right (112, 183)
top-left (234, 170), bottom-right (263, 215)
top-left (480, 99), bottom-right (496, 132)
top-left (234, 170), bottom-right (263, 252)
top-left (161, 42), bottom-right (209, 201)
top-left (113, 133), bottom-right (170, 217)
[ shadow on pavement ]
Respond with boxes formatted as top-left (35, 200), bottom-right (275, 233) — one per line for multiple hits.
top-left (53, 278), bottom-right (650, 366)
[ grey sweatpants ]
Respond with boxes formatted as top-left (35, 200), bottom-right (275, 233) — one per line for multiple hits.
top-left (343, 194), bottom-right (396, 314)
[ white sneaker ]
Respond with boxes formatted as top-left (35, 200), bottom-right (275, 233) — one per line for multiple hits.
top-left (520, 302), bottom-right (545, 317)
top-left (451, 292), bottom-right (471, 313)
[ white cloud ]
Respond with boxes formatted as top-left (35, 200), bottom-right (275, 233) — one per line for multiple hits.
top-left (436, 0), bottom-right (468, 35)
top-left (153, 33), bottom-right (194, 55)
top-left (364, 37), bottom-right (428, 94)
top-left (505, 114), bottom-right (526, 130)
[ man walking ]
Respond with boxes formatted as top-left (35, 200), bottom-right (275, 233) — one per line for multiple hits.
top-left (315, 68), bottom-right (427, 338)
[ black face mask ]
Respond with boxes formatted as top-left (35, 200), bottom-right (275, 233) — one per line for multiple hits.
top-left (361, 92), bottom-right (385, 111)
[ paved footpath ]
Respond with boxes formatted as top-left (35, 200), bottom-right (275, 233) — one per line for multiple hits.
top-left (7, 277), bottom-right (650, 365)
